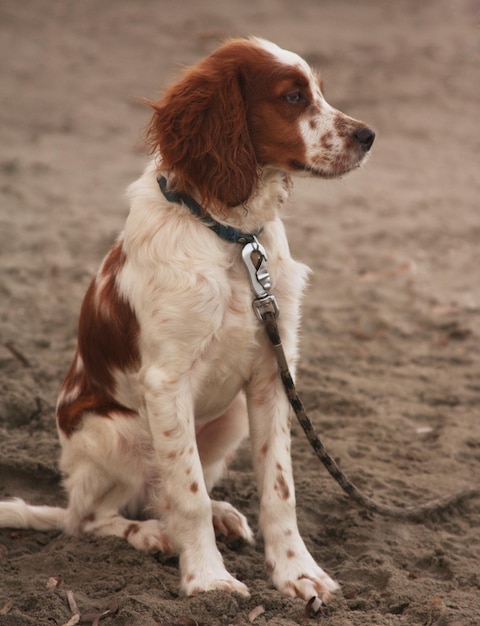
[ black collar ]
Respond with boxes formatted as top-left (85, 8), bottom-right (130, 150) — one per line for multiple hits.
top-left (157, 176), bottom-right (263, 244)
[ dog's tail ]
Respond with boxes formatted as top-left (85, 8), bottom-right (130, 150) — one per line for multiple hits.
top-left (0, 498), bottom-right (67, 531)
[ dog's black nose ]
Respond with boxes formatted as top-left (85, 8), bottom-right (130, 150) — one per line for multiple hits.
top-left (354, 126), bottom-right (375, 151)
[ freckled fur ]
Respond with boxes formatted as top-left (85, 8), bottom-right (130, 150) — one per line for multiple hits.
top-left (0, 37), bottom-right (373, 602)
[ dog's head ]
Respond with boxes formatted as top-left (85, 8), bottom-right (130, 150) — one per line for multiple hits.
top-left (145, 37), bottom-right (374, 212)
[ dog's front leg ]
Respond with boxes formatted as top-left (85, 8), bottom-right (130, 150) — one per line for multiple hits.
top-left (246, 370), bottom-right (339, 602)
top-left (143, 367), bottom-right (249, 596)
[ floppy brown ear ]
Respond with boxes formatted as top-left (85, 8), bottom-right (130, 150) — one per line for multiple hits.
top-left (145, 51), bottom-right (258, 212)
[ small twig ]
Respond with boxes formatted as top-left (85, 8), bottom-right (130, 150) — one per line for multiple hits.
top-left (0, 600), bottom-right (14, 615)
top-left (66, 590), bottom-right (79, 614)
top-left (4, 340), bottom-right (31, 368)
top-left (62, 590), bottom-right (80, 626)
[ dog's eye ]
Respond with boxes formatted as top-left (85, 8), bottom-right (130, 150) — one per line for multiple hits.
top-left (284, 91), bottom-right (304, 104)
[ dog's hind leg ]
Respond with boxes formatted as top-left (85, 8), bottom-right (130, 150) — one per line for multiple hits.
top-left (60, 413), bottom-right (172, 553)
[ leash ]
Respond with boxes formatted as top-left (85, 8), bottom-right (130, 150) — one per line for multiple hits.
top-left (158, 176), bottom-right (479, 518)
top-left (242, 237), bottom-right (480, 520)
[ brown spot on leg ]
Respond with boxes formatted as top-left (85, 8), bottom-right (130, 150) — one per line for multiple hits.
top-left (79, 512), bottom-right (96, 532)
top-left (190, 482), bottom-right (199, 493)
top-left (258, 442), bottom-right (268, 460)
top-left (287, 549), bottom-right (295, 559)
top-left (268, 371), bottom-right (278, 385)
top-left (275, 472), bottom-right (290, 500)
top-left (124, 523), bottom-right (140, 539)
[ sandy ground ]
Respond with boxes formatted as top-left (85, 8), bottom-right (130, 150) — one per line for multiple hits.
top-left (1, 0), bottom-right (480, 624)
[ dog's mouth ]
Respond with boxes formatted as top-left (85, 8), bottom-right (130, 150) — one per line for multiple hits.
top-left (289, 160), bottom-right (360, 179)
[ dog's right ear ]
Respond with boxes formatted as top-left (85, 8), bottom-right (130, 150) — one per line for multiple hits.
top-left (144, 43), bottom-right (259, 214)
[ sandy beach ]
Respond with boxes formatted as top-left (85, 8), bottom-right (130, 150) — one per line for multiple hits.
top-left (1, 0), bottom-right (479, 624)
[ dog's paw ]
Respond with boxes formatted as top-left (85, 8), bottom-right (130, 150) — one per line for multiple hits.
top-left (181, 567), bottom-right (250, 597)
top-left (124, 519), bottom-right (173, 554)
top-left (180, 542), bottom-right (250, 597)
top-left (266, 543), bottom-right (339, 602)
top-left (211, 500), bottom-right (254, 544)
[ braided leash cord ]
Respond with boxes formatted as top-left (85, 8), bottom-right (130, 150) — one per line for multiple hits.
top-left (158, 177), bottom-right (478, 518)
top-left (262, 312), bottom-right (480, 520)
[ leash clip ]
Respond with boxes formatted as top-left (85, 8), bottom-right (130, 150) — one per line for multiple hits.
top-left (252, 294), bottom-right (279, 322)
top-left (241, 237), bottom-right (279, 321)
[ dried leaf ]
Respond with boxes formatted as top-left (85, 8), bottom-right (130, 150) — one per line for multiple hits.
top-left (46, 576), bottom-right (63, 590)
top-left (248, 604), bottom-right (265, 622)
top-left (62, 614), bottom-right (80, 626)
top-left (81, 597), bottom-right (119, 625)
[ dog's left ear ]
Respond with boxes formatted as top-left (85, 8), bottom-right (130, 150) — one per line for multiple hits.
top-left (145, 50), bottom-right (258, 212)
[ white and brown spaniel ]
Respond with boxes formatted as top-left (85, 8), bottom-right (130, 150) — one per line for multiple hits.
top-left (0, 38), bottom-right (374, 602)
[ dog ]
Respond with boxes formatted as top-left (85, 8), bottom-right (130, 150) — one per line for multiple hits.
top-left (0, 37), bottom-right (374, 602)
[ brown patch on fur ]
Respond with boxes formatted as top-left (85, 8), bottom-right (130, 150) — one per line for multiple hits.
top-left (124, 523), bottom-right (140, 539)
top-left (333, 114), bottom-right (352, 137)
top-left (275, 472), bottom-right (290, 500)
top-left (287, 549), bottom-right (295, 559)
top-left (79, 512), bottom-right (96, 532)
top-left (56, 240), bottom-right (140, 437)
top-left (268, 371), bottom-right (278, 385)
top-left (321, 130), bottom-right (333, 150)
top-left (190, 482), bottom-right (199, 493)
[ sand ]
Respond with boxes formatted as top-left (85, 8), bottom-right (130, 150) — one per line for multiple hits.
top-left (1, 0), bottom-right (479, 624)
